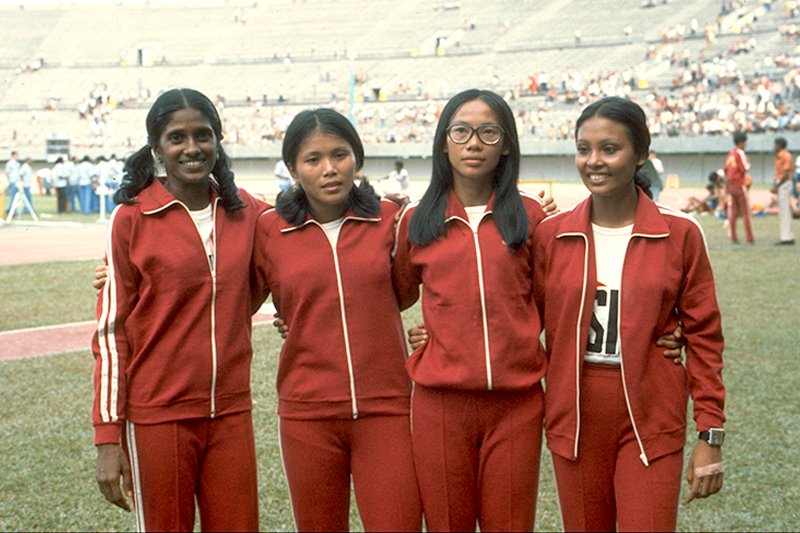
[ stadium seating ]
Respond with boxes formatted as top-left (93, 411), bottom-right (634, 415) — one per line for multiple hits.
top-left (0, 0), bottom-right (796, 154)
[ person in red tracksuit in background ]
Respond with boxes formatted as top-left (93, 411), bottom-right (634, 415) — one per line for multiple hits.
top-left (724, 131), bottom-right (755, 244)
top-left (92, 88), bottom-right (268, 532)
top-left (533, 96), bottom-right (725, 532)
top-left (392, 89), bottom-right (547, 532)
top-left (251, 108), bottom-right (422, 532)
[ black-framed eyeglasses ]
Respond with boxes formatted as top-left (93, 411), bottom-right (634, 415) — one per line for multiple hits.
top-left (446, 123), bottom-right (505, 145)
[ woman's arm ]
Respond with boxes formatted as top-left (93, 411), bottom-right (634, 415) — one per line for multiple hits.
top-left (676, 224), bottom-right (726, 502)
top-left (92, 212), bottom-right (139, 510)
top-left (391, 208), bottom-right (422, 312)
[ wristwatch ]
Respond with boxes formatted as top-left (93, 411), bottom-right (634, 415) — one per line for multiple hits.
top-left (698, 428), bottom-right (724, 446)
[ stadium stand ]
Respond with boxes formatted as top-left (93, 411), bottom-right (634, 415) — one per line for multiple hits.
top-left (0, 0), bottom-right (798, 156)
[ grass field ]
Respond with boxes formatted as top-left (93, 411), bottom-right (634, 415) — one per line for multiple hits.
top-left (0, 213), bottom-right (799, 531)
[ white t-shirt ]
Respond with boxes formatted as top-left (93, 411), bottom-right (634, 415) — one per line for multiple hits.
top-left (464, 205), bottom-right (487, 232)
top-left (319, 217), bottom-right (345, 248)
top-left (388, 168), bottom-right (410, 192)
top-left (584, 223), bottom-right (633, 365)
top-left (189, 204), bottom-right (215, 270)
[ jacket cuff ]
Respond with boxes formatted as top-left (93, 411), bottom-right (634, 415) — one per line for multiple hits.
top-left (695, 415), bottom-right (725, 433)
top-left (94, 423), bottom-right (123, 446)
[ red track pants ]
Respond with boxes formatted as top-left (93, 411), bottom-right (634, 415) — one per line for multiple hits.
top-left (727, 185), bottom-right (754, 243)
top-left (412, 384), bottom-right (544, 532)
top-left (122, 411), bottom-right (259, 532)
top-left (279, 415), bottom-right (422, 532)
top-left (550, 363), bottom-right (683, 532)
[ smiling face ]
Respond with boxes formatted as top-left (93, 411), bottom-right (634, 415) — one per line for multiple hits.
top-left (154, 107), bottom-right (217, 193)
top-left (575, 115), bottom-right (646, 200)
top-left (289, 130), bottom-right (356, 223)
top-left (445, 99), bottom-right (509, 191)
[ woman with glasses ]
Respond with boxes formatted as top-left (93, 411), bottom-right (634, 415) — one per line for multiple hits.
top-left (393, 89), bottom-right (547, 531)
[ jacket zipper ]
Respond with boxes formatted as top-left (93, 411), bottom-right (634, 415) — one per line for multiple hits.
top-left (209, 200), bottom-right (218, 418)
top-left (331, 245), bottom-right (359, 418)
top-left (454, 215), bottom-right (493, 390)
top-left (574, 233), bottom-right (589, 458)
top-left (619, 232), bottom-right (667, 467)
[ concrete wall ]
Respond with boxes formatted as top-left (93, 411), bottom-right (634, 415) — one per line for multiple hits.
top-left (9, 131), bottom-right (800, 188)
top-left (226, 131), bottom-right (800, 186)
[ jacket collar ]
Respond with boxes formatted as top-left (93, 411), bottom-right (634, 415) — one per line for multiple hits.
top-left (139, 178), bottom-right (219, 215)
top-left (278, 206), bottom-right (382, 233)
top-left (444, 188), bottom-right (496, 222)
top-left (555, 187), bottom-right (670, 238)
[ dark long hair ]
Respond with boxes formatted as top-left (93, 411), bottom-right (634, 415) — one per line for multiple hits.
top-left (408, 89), bottom-right (528, 251)
top-left (276, 108), bottom-right (380, 225)
top-left (115, 88), bottom-right (243, 210)
top-left (575, 96), bottom-right (653, 199)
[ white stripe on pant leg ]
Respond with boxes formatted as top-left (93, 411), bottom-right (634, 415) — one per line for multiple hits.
top-left (127, 421), bottom-right (146, 532)
top-left (277, 422), bottom-right (299, 532)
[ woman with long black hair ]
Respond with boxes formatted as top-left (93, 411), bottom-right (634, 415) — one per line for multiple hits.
top-left (92, 88), bottom-right (267, 531)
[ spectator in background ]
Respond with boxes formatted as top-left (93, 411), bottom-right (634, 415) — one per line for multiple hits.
top-left (274, 159), bottom-right (293, 192)
top-left (4, 151), bottom-right (20, 215)
top-left (67, 155), bottom-right (79, 213)
top-left (770, 137), bottom-right (795, 244)
top-left (36, 166), bottom-right (53, 196)
top-left (724, 132), bottom-right (755, 244)
top-left (52, 157), bottom-right (70, 213)
top-left (19, 157), bottom-right (34, 214)
top-left (639, 151), bottom-right (664, 202)
top-left (383, 159), bottom-right (410, 195)
top-left (77, 155), bottom-right (94, 215)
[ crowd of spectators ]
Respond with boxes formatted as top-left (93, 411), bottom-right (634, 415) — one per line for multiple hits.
top-left (6, 0), bottom-right (800, 150)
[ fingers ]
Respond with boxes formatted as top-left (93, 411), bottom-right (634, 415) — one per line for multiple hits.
top-left (96, 444), bottom-right (132, 512)
top-left (407, 323), bottom-right (429, 350)
top-left (96, 467), bottom-right (132, 512)
top-left (121, 458), bottom-right (134, 508)
top-left (684, 470), bottom-right (700, 504)
top-left (687, 473), bottom-right (723, 503)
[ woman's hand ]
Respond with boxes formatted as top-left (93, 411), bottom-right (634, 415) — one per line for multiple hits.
top-left (408, 323), bottom-right (429, 350)
top-left (684, 439), bottom-right (723, 504)
top-left (95, 443), bottom-right (133, 512)
top-left (656, 323), bottom-right (686, 364)
top-left (272, 312), bottom-right (288, 339)
top-left (384, 193), bottom-right (410, 228)
top-left (539, 190), bottom-right (559, 217)
top-left (93, 264), bottom-right (109, 295)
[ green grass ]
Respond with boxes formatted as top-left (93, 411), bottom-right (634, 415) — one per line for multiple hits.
top-left (0, 260), bottom-right (99, 331)
top-left (0, 213), bottom-right (799, 530)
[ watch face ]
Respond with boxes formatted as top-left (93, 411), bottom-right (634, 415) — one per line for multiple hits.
top-left (709, 429), bottom-right (724, 446)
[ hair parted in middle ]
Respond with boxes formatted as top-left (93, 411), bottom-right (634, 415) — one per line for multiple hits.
top-left (408, 88), bottom-right (528, 251)
top-left (276, 108), bottom-right (381, 226)
top-left (575, 96), bottom-right (654, 199)
top-left (114, 87), bottom-right (243, 210)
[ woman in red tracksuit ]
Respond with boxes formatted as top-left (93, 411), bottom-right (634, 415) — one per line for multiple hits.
top-left (392, 89), bottom-right (547, 532)
top-left (92, 89), bottom-right (268, 531)
top-left (533, 97), bottom-right (726, 532)
top-left (251, 108), bottom-right (421, 532)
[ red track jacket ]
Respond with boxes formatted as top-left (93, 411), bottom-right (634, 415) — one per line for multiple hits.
top-left (393, 189), bottom-right (547, 391)
top-left (92, 180), bottom-right (268, 445)
top-left (252, 200), bottom-right (412, 420)
top-left (533, 188), bottom-right (725, 465)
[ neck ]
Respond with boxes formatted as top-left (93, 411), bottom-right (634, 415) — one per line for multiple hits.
top-left (310, 199), bottom-right (347, 224)
top-left (452, 176), bottom-right (494, 207)
top-left (591, 184), bottom-right (639, 228)
top-left (164, 178), bottom-right (211, 210)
